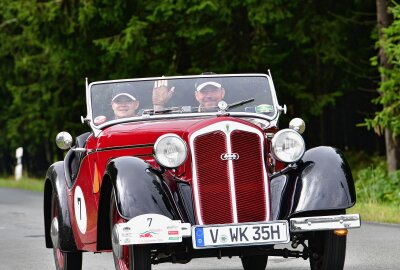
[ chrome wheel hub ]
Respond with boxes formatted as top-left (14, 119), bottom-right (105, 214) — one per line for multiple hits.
top-left (111, 224), bottom-right (123, 259)
top-left (50, 217), bottom-right (59, 248)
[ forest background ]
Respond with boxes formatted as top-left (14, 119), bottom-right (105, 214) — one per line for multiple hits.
top-left (0, 1), bottom-right (399, 209)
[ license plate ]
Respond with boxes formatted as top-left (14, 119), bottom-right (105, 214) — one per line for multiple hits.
top-left (192, 221), bottom-right (289, 249)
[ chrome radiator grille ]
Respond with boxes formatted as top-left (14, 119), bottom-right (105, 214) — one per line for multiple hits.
top-left (190, 121), bottom-right (270, 225)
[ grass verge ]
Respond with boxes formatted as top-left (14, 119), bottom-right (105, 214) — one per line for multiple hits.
top-left (348, 201), bottom-right (400, 224)
top-left (0, 177), bottom-right (44, 192)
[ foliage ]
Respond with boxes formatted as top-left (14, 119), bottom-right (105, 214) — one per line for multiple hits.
top-left (344, 150), bottom-right (378, 173)
top-left (354, 158), bottom-right (400, 205)
top-left (348, 201), bottom-right (400, 224)
top-left (366, 3), bottom-right (400, 136)
top-left (0, 1), bottom-right (377, 175)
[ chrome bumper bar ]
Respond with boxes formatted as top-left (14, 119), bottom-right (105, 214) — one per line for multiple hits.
top-left (289, 214), bottom-right (361, 232)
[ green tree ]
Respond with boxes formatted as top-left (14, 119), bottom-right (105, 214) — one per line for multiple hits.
top-left (366, 0), bottom-right (400, 172)
top-left (0, 0), bottom-right (378, 176)
top-left (0, 1), bottom-right (89, 174)
top-left (0, 0), bottom-right (20, 174)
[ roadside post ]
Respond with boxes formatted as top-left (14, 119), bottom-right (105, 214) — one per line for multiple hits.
top-left (15, 147), bottom-right (23, 181)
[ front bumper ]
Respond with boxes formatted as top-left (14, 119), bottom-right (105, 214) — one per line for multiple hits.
top-left (289, 214), bottom-right (361, 232)
top-left (114, 213), bottom-right (361, 246)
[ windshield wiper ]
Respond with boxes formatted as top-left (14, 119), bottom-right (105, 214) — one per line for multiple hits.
top-left (226, 98), bottom-right (255, 111)
top-left (142, 108), bottom-right (174, 115)
top-left (142, 106), bottom-right (192, 116)
top-left (141, 99), bottom-right (255, 116)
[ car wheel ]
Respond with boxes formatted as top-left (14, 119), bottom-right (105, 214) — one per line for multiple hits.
top-left (308, 230), bottom-right (346, 270)
top-left (51, 193), bottom-right (82, 270)
top-left (241, 255), bottom-right (268, 270)
top-left (110, 189), bottom-right (151, 270)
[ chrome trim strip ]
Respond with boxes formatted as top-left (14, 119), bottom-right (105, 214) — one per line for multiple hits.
top-left (90, 113), bottom-right (279, 138)
top-left (94, 143), bottom-right (154, 153)
top-left (89, 73), bottom-right (272, 88)
top-left (92, 112), bottom-right (274, 136)
top-left (225, 129), bottom-right (238, 223)
top-left (289, 214), bottom-right (361, 232)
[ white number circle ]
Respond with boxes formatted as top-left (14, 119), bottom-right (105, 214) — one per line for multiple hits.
top-left (74, 186), bottom-right (87, 234)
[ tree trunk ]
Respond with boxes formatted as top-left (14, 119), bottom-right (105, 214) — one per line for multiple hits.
top-left (385, 130), bottom-right (400, 172)
top-left (377, 0), bottom-right (391, 69)
top-left (376, 0), bottom-right (400, 171)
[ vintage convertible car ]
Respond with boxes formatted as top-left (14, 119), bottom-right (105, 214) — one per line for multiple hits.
top-left (44, 73), bottom-right (361, 270)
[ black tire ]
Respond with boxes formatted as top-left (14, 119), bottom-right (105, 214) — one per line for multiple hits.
top-left (51, 193), bottom-right (82, 270)
top-left (129, 244), bottom-right (152, 270)
top-left (308, 230), bottom-right (347, 270)
top-left (110, 188), bottom-right (151, 270)
top-left (241, 255), bottom-right (268, 270)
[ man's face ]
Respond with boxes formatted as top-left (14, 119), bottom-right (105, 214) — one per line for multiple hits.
top-left (111, 96), bottom-right (139, 119)
top-left (195, 85), bottom-right (225, 109)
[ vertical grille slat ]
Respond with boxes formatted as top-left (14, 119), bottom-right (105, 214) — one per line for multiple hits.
top-left (193, 131), bottom-right (233, 224)
top-left (191, 121), bottom-right (270, 225)
top-left (231, 130), bottom-right (267, 223)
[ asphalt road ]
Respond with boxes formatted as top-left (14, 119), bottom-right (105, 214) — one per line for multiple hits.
top-left (0, 187), bottom-right (399, 270)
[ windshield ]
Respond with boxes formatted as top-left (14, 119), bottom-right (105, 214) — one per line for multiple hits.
top-left (89, 74), bottom-right (277, 126)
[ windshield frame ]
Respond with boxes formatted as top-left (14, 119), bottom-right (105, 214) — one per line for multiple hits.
top-left (86, 73), bottom-right (282, 136)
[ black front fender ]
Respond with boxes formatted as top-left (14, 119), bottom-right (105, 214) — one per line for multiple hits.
top-left (44, 161), bottom-right (78, 251)
top-left (272, 146), bottom-right (356, 219)
top-left (106, 157), bottom-right (175, 219)
top-left (97, 156), bottom-right (176, 250)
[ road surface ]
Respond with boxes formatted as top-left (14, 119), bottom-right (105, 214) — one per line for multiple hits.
top-left (0, 188), bottom-right (399, 269)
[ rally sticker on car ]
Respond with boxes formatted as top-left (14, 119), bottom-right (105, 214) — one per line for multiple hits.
top-left (74, 186), bottom-right (87, 234)
top-left (114, 214), bottom-right (191, 245)
top-left (255, 104), bottom-right (274, 113)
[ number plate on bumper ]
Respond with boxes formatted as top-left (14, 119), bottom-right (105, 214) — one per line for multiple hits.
top-left (192, 221), bottom-right (289, 249)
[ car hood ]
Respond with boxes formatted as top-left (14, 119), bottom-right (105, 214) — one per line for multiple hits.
top-left (96, 117), bottom-right (210, 149)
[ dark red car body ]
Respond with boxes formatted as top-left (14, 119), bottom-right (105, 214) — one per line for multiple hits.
top-left (44, 74), bottom-right (359, 270)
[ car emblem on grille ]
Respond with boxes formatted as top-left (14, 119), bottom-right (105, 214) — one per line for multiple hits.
top-left (220, 153), bottom-right (240, 160)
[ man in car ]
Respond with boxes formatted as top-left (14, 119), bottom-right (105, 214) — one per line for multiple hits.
top-left (193, 80), bottom-right (225, 112)
top-left (94, 90), bottom-right (139, 125)
top-left (152, 76), bottom-right (225, 112)
top-left (111, 92), bottom-right (139, 119)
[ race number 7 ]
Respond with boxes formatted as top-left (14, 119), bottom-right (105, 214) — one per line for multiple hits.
top-left (77, 198), bottom-right (82, 220)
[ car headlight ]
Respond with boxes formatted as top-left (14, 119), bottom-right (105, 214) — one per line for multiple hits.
top-left (271, 129), bottom-right (305, 163)
top-left (153, 134), bottom-right (188, 168)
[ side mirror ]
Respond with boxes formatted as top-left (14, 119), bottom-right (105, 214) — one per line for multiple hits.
top-left (289, 118), bottom-right (306, 134)
top-left (55, 131), bottom-right (73, 150)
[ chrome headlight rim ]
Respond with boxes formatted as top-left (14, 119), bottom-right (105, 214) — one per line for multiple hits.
top-left (153, 133), bottom-right (188, 169)
top-left (271, 129), bottom-right (305, 163)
